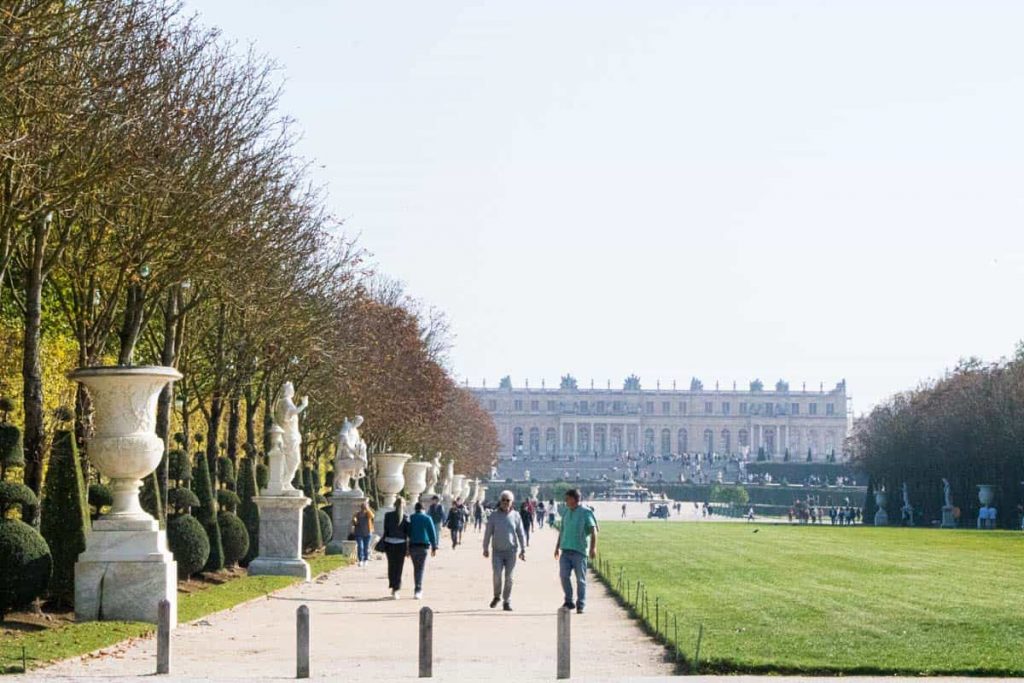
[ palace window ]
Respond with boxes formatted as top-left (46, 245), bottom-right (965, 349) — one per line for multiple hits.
top-left (514, 399), bottom-right (523, 411)
top-left (677, 428), bottom-right (688, 452)
top-left (662, 401), bottom-right (671, 414)
top-left (530, 400), bottom-right (539, 412)
top-left (645, 401), bottom-right (654, 414)
top-left (826, 403), bottom-right (835, 415)
top-left (739, 402), bottom-right (748, 415)
top-left (488, 400), bottom-right (497, 411)
top-left (579, 400), bottom-right (589, 413)
top-left (547, 400), bottom-right (557, 412)
top-left (612, 401), bottom-right (622, 413)
top-left (809, 403), bottom-right (818, 415)
top-left (678, 402), bottom-right (687, 414)
top-left (596, 401), bottom-right (606, 414)
top-left (704, 401), bottom-right (713, 414)
top-left (790, 403), bottom-right (799, 415)
top-left (721, 402), bottom-right (730, 415)
top-left (765, 403), bottom-right (774, 416)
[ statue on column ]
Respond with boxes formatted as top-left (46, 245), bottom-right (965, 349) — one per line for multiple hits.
top-left (333, 416), bottom-right (368, 493)
top-left (270, 381), bottom-right (307, 495)
top-left (440, 457), bottom-right (454, 498)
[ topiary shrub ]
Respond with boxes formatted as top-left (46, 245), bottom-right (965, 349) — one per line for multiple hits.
top-left (0, 481), bottom-right (37, 519)
top-left (237, 458), bottom-right (260, 567)
top-left (192, 453), bottom-right (223, 573)
top-left (140, 472), bottom-right (163, 521)
top-left (40, 430), bottom-right (90, 605)
top-left (0, 421), bottom-right (24, 478)
top-left (217, 511), bottom-right (249, 568)
top-left (217, 457), bottom-right (236, 490)
top-left (168, 449), bottom-right (192, 484)
top-left (318, 508), bottom-right (332, 545)
top-left (0, 518), bottom-right (52, 619)
top-left (216, 489), bottom-right (240, 513)
top-left (167, 487), bottom-right (201, 516)
top-left (300, 466), bottom-right (322, 551)
top-left (255, 464), bottom-right (268, 490)
top-left (88, 483), bottom-right (113, 519)
top-left (167, 514), bottom-right (209, 579)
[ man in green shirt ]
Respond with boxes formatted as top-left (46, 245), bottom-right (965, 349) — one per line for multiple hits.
top-left (553, 488), bottom-right (598, 614)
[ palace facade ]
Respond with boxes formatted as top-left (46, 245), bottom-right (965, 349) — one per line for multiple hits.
top-left (470, 378), bottom-right (850, 461)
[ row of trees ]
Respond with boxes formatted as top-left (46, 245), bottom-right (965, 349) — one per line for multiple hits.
top-left (0, 0), bottom-right (498, 525)
top-left (851, 352), bottom-right (1024, 527)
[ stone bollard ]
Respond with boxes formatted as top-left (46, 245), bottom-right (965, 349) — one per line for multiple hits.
top-left (419, 606), bottom-right (433, 678)
top-left (156, 599), bottom-right (171, 675)
top-left (296, 605), bottom-right (310, 679)
top-left (557, 606), bottom-right (571, 679)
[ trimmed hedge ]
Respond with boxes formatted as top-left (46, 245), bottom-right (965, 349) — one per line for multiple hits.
top-left (40, 430), bottom-right (90, 605)
top-left (318, 509), bottom-right (332, 546)
top-left (217, 457), bottom-right (236, 489)
top-left (167, 486), bottom-right (201, 515)
top-left (88, 483), bottom-right (113, 518)
top-left (192, 453), bottom-right (223, 573)
top-left (167, 514), bottom-right (209, 579)
top-left (255, 463), bottom-right (268, 490)
top-left (168, 449), bottom-right (192, 483)
top-left (217, 511), bottom-right (249, 568)
top-left (0, 519), bottom-right (51, 617)
top-left (0, 422), bottom-right (24, 473)
top-left (0, 481), bottom-right (37, 517)
top-left (301, 466), bottom-right (322, 551)
top-left (216, 489), bottom-right (240, 512)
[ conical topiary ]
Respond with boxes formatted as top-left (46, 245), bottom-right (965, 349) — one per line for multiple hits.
top-left (217, 457), bottom-right (236, 490)
top-left (237, 457), bottom-right (260, 567)
top-left (218, 510), bottom-right (249, 568)
top-left (140, 472), bottom-right (163, 521)
top-left (0, 397), bottom-right (24, 478)
top-left (300, 465), bottom-right (322, 551)
top-left (40, 430), bottom-right (90, 605)
top-left (192, 452), bottom-right (223, 573)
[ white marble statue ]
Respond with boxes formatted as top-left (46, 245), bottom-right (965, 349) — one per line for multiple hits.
top-left (424, 452), bottom-right (442, 496)
top-left (900, 481), bottom-right (913, 526)
top-left (270, 381), bottom-right (307, 495)
top-left (334, 415), bottom-right (368, 493)
top-left (440, 457), bottom-right (454, 498)
top-left (942, 478), bottom-right (952, 508)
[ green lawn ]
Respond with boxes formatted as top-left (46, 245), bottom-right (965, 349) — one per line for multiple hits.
top-left (595, 522), bottom-right (1024, 676)
top-left (0, 554), bottom-right (348, 674)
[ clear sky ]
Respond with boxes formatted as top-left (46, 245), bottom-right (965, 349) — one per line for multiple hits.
top-left (183, 1), bottom-right (1024, 413)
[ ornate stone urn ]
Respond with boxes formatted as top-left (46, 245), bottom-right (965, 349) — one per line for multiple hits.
top-left (977, 484), bottom-right (994, 506)
top-left (465, 479), bottom-right (477, 505)
top-left (403, 460), bottom-right (430, 501)
top-left (530, 484), bottom-right (540, 500)
top-left (69, 366), bottom-right (181, 627)
top-left (873, 488), bottom-right (889, 526)
top-left (374, 453), bottom-right (411, 508)
top-left (451, 474), bottom-right (466, 501)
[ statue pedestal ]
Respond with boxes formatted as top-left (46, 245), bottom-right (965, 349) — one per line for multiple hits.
top-left (75, 517), bottom-right (177, 627)
top-left (874, 509), bottom-right (889, 526)
top-left (326, 491), bottom-right (366, 555)
top-left (248, 495), bottom-right (311, 580)
top-left (941, 505), bottom-right (956, 528)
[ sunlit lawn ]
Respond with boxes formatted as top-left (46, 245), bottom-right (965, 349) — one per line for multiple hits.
top-left (597, 522), bottom-right (1024, 675)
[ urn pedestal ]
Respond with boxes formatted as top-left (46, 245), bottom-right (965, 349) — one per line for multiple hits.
top-left (941, 505), bottom-right (956, 529)
top-left (873, 491), bottom-right (889, 526)
top-left (70, 366), bottom-right (181, 628)
top-left (451, 474), bottom-right (466, 503)
top-left (326, 491), bottom-right (367, 556)
top-left (248, 495), bottom-right (311, 579)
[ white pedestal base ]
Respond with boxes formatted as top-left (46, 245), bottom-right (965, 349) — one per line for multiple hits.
top-left (75, 517), bottom-right (177, 627)
top-left (248, 495), bottom-right (310, 581)
top-left (941, 506), bottom-right (956, 528)
top-left (874, 509), bottom-right (889, 526)
top-left (326, 492), bottom-right (366, 555)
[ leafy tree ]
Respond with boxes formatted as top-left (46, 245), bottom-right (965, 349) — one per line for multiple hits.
top-left (191, 453), bottom-right (223, 573)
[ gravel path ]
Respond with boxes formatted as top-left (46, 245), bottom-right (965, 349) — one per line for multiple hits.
top-left (28, 525), bottom-right (674, 681)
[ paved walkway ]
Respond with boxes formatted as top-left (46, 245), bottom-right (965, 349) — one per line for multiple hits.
top-left (28, 525), bottom-right (674, 681)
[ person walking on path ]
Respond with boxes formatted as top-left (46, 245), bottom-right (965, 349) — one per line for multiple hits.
top-left (352, 500), bottom-right (375, 567)
top-left (554, 489), bottom-right (598, 614)
top-left (382, 496), bottom-right (410, 599)
top-left (483, 490), bottom-right (526, 611)
top-left (428, 495), bottom-right (445, 530)
top-left (446, 497), bottom-right (467, 548)
top-left (519, 500), bottom-right (534, 546)
top-left (407, 502), bottom-right (438, 600)
top-left (473, 500), bottom-right (484, 531)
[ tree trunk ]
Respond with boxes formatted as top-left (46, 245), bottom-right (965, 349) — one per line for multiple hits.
top-left (262, 380), bottom-right (273, 454)
top-left (117, 282), bottom-right (146, 366)
top-left (206, 394), bottom-right (222, 476)
top-left (154, 288), bottom-right (179, 523)
top-left (227, 392), bottom-right (240, 464)
top-left (21, 222), bottom-right (46, 498)
top-left (244, 385), bottom-right (258, 452)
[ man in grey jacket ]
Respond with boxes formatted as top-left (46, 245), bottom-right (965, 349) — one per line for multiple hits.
top-left (483, 489), bottom-right (527, 611)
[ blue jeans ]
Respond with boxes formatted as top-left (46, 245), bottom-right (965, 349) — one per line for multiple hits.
top-left (355, 534), bottom-right (371, 562)
top-left (559, 550), bottom-right (588, 608)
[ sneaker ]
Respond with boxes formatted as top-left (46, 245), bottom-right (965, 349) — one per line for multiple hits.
top-left (489, 597), bottom-right (500, 608)
top-left (392, 590), bottom-right (400, 600)
top-left (503, 602), bottom-right (512, 611)
top-left (576, 606), bottom-right (585, 614)
top-left (562, 601), bottom-right (575, 610)
top-left (414, 591), bottom-right (423, 600)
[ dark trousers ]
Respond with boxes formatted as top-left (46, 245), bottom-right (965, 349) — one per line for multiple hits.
top-left (409, 544), bottom-right (429, 591)
top-left (384, 542), bottom-right (406, 590)
top-left (450, 528), bottom-right (462, 547)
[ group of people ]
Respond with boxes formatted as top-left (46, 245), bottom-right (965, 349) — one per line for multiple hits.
top-left (786, 505), bottom-right (862, 525)
top-left (355, 489), bottom-right (598, 613)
